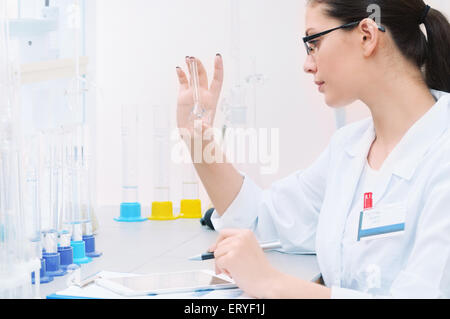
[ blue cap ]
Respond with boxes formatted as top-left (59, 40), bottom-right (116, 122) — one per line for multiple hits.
top-left (115, 202), bottom-right (147, 222)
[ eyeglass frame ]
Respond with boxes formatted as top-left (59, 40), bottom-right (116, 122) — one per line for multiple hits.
top-left (302, 20), bottom-right (386, 55)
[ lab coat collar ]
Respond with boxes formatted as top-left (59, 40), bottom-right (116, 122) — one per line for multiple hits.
top-left (391, 90), bottom-right (449, 180)
top-left (345, 90), bottom-right (450, 181)
top-left (345, 120), bottom-right (376, 160)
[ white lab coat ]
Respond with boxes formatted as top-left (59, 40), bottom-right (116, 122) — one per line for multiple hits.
top-left (211, 89), bottom-right (450, 299)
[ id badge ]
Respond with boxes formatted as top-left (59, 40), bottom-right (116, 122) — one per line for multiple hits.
top-left (357, 203), bottom-right (406, 242)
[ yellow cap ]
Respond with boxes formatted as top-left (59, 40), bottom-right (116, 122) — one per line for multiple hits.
top-left (179, 199), bottom-right (202, 219)
top-left (149, 201), bottom-right (178, 221)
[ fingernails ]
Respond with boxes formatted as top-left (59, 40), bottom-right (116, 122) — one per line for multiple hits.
top-left (216, 53), bottom-right (221, 57)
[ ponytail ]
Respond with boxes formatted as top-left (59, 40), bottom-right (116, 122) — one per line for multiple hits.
top-left (423, 7), bottom-right (450, 93)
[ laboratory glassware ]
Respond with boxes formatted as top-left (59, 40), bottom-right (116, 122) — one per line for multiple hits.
top-left (79, 125), bottom-right (101, 257)
top-left (50, 128), bottom-right (78, 270)
top-left (149, 105), bottom-right (176, 221)
top-left (0, 2), bottom-right (34, 298)
top-left (115, 104), bottom-right (146, 222)
top-left (40, 131), bottom-right (68, 276)
top-left (63, 126), bottom-right (92, 264)
top-left (179, 163), bottom-right (201, 219)
top-left (188, 58), bottom-right (206, 120)
top-left (221, 0), bottom-right (267, 184)
top-left (65, 0), bottom-right (101, 256)
top-left (23, 136), bottom-right (54, 289)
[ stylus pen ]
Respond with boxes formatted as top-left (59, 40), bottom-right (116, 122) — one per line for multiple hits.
top-left (188, 241), bottom-right (282, 261)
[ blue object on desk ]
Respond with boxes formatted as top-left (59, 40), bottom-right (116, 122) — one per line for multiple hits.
top-left (43, 252), bottom-right (67, 277)
top-left (71, 240), bottom-right (93, 265)
top-left (193, 288), bottom-right (215, 297)
top-left (32, 258), bottom-right (54, 284)
top-left (115, 203), bottom-right (147, 222)
top-left (83, 234), bottom-right (103, 258)
top-left (58, 246), bottom-right (74, 270)
top-left (47, 294), bottom-right (100, 299)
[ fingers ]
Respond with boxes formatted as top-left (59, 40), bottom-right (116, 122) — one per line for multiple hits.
top-left (214, 248), bottom-right (233, 278)
top-left (210, 54), bottom-right (224, 97)
top-left (215, 263), bottom-right (232, 279)
top-left (185, 56), bottom-right (192, 76)
top-left (208, 231), bottom-right (237, 255)
top-left (195, 58), bottom-right (209, 90)
top-left (215, 263), bottom-right (221, 275)
top-left (209, 229), bottom-right (238, 252)
top-left (215, 253), bottom-right (233, 279)
top-left (176, 67), bottom-right (189, 91)
top-left (213, 237), bottom-right (235, 258)
top-left (212, 229), bottom-right (252, 280)
top-left (177, 56), bottom-right (203, 91)
top-left (178, 55), bottom-right (223, 95)
top-left (184, 56), bottom-right (208, 90)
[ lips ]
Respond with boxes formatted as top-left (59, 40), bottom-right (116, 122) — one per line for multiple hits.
top-left (315, 81), bottom-right (325, 92)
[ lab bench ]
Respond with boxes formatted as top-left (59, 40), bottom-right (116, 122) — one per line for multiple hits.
top-left (39, 206), bottom-right (321, 299)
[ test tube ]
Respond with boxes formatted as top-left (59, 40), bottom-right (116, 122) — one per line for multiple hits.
top-left (71, 131), bottom-right (83, 242)
top-left (149, 105), bottom-right (175, 220)
top-left (115, 104), bottom-right (146, 222)
top-left (179, 163), bottom-right (202, 219)
top-left (222, 85), bottom-right (249, 129)
top-left (52, 128), bottom-right (74, 269)
top-left (80, 144), bottom-right (92, 235)
top-left (39, 131), bottom-right (68, 276)
top-left (24, 150), bottom-right (41, 286)
top-left (188, 58), bottom-right (206, 119)
top-left (64, 126), bottom-right (92, 264)
top-left (153, 105), bottom-right (170, 202)
top-left (79, 126), bottom-right (101, 257)
top-left (14, 160), bottom-right (40, 299)
top-left (0, 144), bottom-right (24, 298)
top-left (0, 148), bottom-right (34, 298)
top-left (40, 133), bottom-right (58, 254)
top-left (222, 0), bottom-right (248, 130)
top-left (23, 136), bottom-right (53, 290)
top-left (182, 164), bottom-right (199, 200)
top-left (122, 104), bottom-right (138, 203)
top-left (61, 130), bottom-right (74, 248)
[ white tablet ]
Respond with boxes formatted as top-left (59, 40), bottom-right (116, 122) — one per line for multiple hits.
top-left (95, 270), bottom-right (237, 297)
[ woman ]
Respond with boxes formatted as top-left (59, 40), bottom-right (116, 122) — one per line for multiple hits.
top-left (175, 0), bottom-right (450, 298)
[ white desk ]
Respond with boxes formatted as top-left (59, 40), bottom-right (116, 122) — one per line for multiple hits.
top-left (39, 206), bottom-right (321, 298)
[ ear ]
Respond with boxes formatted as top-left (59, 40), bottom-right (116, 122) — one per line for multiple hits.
top-left (358, 18), bottom-right (381, 57)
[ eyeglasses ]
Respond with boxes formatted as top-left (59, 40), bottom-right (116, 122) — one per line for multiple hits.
top-left (302, 20), bottom-right (386, 55)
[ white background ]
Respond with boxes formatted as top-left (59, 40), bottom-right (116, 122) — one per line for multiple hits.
top-left (86, 0), bottom-right (450, 213)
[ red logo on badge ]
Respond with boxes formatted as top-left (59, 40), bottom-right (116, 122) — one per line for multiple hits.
top-left (364, 193), bottom-right (373, 210)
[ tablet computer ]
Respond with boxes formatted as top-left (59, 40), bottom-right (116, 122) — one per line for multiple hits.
top-left (95, 270), bottom-right (237, 297)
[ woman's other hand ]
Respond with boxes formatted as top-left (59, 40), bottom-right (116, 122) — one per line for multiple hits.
top-left (208, 229), bottom-right (280, 299)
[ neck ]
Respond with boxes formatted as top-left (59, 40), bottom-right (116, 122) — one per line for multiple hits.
top-left (360, 68), bottom-right (436, 152)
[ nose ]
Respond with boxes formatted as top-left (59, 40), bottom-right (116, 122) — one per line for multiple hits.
top-left (303, 54), bottom-right (317, 74)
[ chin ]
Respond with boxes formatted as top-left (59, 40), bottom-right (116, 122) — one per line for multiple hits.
top-left (324, 93), bottom-right (354, 108)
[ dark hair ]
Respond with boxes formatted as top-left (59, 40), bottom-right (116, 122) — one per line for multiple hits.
top-left (309, 0), bottom-right (450, 93)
